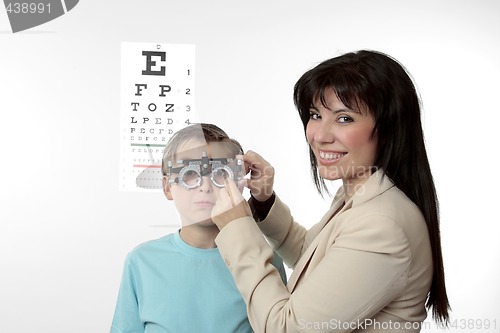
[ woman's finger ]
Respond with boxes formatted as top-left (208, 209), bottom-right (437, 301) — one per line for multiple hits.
top-left (225, 178), bottom-right (243, 205)
top-left (242, 150), bottom-right (263, 165)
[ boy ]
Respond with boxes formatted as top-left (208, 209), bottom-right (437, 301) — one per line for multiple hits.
top-left (111, 123), bottom-right (287, 333)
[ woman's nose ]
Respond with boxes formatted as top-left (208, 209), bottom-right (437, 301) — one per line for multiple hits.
top-left (314, 119), bottom-right (335, 143)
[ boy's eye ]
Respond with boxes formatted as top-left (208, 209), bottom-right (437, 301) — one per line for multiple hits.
top-left (212, 168), bottom-right (231, 186)
top-left (184, 169), bottom-right (198, 178)
top-left (182, 169), bottom-right (200, 185)
top-left (213, 168), bottom-right (228, 178)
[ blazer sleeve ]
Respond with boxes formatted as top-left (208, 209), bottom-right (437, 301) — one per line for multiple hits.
top-left (272, 252), bottom-right (288, 284)
top-left (254, 195), bottom-right (309, 269)
top-left (215, 213), bottom-right (412, 333)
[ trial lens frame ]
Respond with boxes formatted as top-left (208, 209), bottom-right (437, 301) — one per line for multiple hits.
top-left (167, 151), bottom-right (243, 190)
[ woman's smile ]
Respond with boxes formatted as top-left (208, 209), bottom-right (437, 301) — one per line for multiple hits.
top-left (318, 150), bottom-right (347, 163)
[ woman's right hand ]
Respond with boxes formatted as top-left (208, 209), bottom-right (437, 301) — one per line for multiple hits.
top-left (242, 150), bottom-right (275, 202)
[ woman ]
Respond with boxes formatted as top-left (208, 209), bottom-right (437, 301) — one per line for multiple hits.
top-left (211, 50), bottom-right (450, 332)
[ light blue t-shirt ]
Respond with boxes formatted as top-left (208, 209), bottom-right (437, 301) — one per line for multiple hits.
top-left (111, 231), bottom-right (287, 333)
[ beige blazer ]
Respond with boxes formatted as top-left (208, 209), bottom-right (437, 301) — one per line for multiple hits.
top-left (215, 169), bottom-right (433, 332)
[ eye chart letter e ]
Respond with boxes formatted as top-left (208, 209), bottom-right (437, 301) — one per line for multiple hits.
top-left (120, 43), bottom-right (197, 192)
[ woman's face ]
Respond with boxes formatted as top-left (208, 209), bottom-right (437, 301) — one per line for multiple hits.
top-left (306, 89), bottom-right (378, 188)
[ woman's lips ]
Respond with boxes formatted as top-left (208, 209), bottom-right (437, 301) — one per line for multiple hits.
top-left (318, 150), bottom-right (347, 164)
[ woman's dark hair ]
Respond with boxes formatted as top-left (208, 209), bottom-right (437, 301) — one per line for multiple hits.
top-left (293, 50), bottom-right (450, 323)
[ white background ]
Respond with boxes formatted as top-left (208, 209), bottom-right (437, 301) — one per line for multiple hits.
top-left (1, 1), bottom-right (499, 332)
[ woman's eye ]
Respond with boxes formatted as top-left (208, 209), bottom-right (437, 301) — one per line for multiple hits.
top-left (309, 112), bottom-right (321, 120)
top-left (337, 116), bottom-right (353, 123)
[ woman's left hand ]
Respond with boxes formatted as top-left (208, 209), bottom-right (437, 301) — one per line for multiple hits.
top-left (211, 178), bottom-right (252, 229)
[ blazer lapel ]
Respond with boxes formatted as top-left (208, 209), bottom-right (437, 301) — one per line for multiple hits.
top-left (286, 169), bottom-right (393, 292)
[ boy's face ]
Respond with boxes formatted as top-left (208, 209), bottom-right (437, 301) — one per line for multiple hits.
top-left (163, 139), bottom-right (241, 227)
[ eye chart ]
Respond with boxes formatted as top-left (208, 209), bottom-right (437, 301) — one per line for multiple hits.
top-left (120, 42), bottom-right (198, 192)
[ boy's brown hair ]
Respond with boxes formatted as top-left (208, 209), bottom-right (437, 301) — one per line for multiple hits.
top-left (161, 123), bottom-right (243, 176)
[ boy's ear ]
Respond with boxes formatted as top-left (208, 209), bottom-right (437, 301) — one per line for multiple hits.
top-left (162, 176), bottom-right (174, 200)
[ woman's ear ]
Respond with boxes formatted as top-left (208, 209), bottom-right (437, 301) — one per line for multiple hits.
top-left (163, 176), bottom-right (174, 200)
